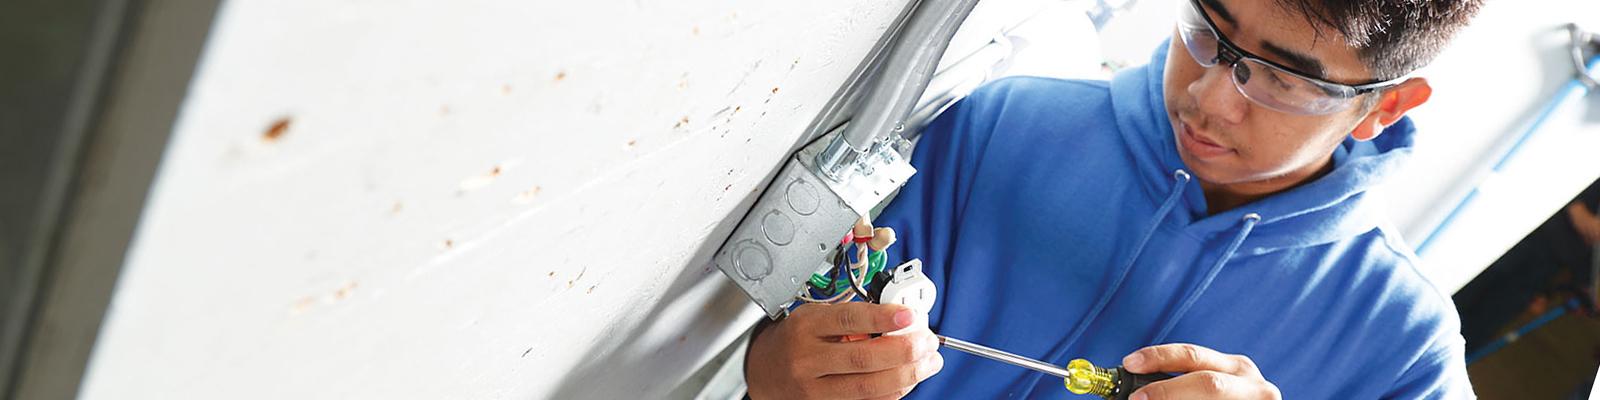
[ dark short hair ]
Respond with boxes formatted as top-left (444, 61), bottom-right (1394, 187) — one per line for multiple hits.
top-left (1276, 0), bottom-right (1483, 80)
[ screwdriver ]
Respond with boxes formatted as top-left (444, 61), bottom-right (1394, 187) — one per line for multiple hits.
top-left (936, 334), bottom-right (1173, 400)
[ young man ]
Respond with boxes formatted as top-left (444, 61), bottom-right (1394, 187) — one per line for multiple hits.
top-left (747, 0), bottom-right (1483, 398)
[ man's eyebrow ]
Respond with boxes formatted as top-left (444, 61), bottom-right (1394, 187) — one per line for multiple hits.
top-left (1260, 41), bottom-right (1327, 78)
top-left (1198, 0), bottom-right (1236, 24)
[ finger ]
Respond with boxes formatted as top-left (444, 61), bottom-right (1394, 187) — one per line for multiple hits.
top-left (796, 302), bottom-right (914, 337)
top-left (818, 350), bottom-right (943, 399)
top-left (812, 328), bottom-right (938, 374)
top-left (1130, 371), bottom-right (1279, 400)
top-left (1123, 343), bottom-right (1262, 378)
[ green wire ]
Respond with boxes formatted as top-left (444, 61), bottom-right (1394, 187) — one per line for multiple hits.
top-left (807, 248), bottom-right (890, 295)
top-left (866, 250), bottom-right (886, 280)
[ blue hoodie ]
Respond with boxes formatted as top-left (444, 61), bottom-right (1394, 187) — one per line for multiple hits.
top-left (879, 44), bottom-right (1471, 399)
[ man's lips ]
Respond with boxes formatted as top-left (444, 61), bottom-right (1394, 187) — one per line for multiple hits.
top-left (1178, 119), bottom-right (1234, 158)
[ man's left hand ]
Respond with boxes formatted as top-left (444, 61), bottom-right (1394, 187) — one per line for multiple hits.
top-left (1121, 343), bottom-right (1282, 400)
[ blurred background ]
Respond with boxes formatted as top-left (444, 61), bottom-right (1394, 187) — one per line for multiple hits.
top-left (2, 0), bottom-right (1598, 398)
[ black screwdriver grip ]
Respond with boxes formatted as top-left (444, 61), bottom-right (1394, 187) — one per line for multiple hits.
top-left (1113, 367), bottom-right (1176, 400)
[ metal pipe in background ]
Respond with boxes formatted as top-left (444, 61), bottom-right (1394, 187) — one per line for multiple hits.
top-left (793, 0), bottom-right (924, 149)
top-left (816, 0), bottom-right (982, 180)
top-left (905, 35), bottom-right (1012, 139)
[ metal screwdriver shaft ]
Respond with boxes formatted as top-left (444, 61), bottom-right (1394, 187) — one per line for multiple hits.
top-left (936, 334), bottom-right (1172, 399)
top-left (936, 334), bottom-right (1071, 379)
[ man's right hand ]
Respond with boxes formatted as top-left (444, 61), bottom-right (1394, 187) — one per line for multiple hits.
top-left (746, 302), bottom-right (944, 400)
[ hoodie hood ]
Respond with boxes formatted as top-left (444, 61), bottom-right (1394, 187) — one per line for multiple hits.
top-left (1110, 41), bottom-right (1417, 254)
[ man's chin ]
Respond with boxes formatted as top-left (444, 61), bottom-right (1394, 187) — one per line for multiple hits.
top-left (1173, 149), bottom-right (1231, 186)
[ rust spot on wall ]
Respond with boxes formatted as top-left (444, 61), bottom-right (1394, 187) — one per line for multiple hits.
top-left (587, 285), bottom-right (597, 294)
top-left (290, 296), bottom-right (316, 314)
top-left (263, 117), bottom-right (291, 142)
top-left (566, 267), bottom-right (585, 289)
top-left (673, 116), bottom-right (689, 129)
top-left (513, 185), bottom-right (542, 205)
top-left (442, 239), bottom-right (454, 249)
top-left (554, 71), bottom-right (567, 82)
top-left (334, 282), bottom-right (358, 300)
top-left (502, 84), bottom-right (513, 95)
top-left (391, 201), bottom-right (404, 215)
top-left (771, 87), bottom-right (779, 94)
top-left (460, 164), bottom-right (507, 192)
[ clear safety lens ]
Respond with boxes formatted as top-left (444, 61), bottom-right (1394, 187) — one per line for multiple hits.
top-left (1176, 0), bottom-right (1362, 115)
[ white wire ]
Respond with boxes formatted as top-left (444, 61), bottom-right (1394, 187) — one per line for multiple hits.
top-left (847, 243), bottom-right (875, 303)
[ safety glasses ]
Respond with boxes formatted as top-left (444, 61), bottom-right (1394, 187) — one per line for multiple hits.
top-left (1177, 0), bottom-right (1406, 115)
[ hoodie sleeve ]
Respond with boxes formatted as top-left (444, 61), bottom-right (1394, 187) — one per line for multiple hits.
top-left (874, 78), bottom-right (1014, 325)
top-left (1382, 336), bottom-right (1475, 399)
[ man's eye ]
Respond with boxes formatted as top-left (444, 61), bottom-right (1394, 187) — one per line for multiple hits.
top-left (1265, 70), bottom-right (1295, 91)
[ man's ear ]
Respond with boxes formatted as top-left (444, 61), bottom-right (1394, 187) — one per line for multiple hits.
top-left (1349, 77), bottom-right (1431, 142)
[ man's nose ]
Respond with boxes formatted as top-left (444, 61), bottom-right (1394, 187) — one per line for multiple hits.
top-left (1187, 64), bottom-right (1248, 125)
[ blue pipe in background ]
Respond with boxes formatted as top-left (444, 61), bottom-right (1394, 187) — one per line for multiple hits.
top-left (1415, 55), bottom-right (1600, 256)
top-left (1466, 298), bottom-right (1581, 364)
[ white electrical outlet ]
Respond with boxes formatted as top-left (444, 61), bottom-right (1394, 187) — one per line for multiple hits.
top-left (880, 259), bottom-right (936, 316)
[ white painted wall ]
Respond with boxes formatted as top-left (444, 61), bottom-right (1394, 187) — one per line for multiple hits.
top-left (79, 1), bottom-right (916, 398)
